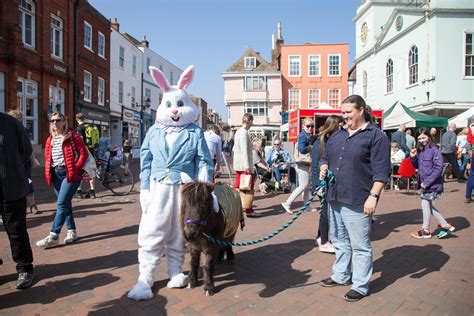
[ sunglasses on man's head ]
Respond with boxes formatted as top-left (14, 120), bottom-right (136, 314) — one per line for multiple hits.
top-left (49, 119), bottom-right (63, 123)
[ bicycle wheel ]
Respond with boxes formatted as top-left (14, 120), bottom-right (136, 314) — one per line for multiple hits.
top-left (103, 166), bottom-right (135, 196)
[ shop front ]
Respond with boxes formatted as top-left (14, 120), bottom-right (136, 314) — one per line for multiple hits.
top-left (122, 107), bottom-right (141, 157)
top-left (75, 102), bottom-right (110, 134)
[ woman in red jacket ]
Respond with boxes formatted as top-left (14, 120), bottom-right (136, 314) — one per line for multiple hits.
top-left (36, 112), bottom-right (88, 249)
top-left (466, 118), bottom-right (474, 203)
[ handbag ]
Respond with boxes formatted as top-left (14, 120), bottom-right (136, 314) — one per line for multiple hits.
top-left (239, 189), bottom-right (254, 209)
top-left (81, 148), bottom-right (98, 178)
top-left (239, 174), bottom-right (252, 191)
top-left (294, 143), bottom-right (311, 165)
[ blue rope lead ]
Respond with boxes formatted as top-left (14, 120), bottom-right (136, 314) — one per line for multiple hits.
top-left (203, 171), bottom-right (335, 247)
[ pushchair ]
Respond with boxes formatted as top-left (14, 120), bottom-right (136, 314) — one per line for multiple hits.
top-left (254, 164), bottom-right (291, 194)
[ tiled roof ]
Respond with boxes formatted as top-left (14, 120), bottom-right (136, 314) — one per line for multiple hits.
top-left (224, 48), bottom-right (278, 73)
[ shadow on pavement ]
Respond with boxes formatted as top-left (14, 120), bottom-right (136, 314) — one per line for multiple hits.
top-left (78, 224), bottom-right (139, 244)
top-left (88, 292), bottom-right (168, 315)
top-left (0, 250), bottom-right (137, 287)
top-left (371, 244), bottom-right (449, 294)
top-left (0, 273), bottom-right (119, 309)
top-left (372, 208), bottom-right (470, 241)
top-left (208, 239), bottom-right (314, 297)
top-left (19, 207), bottom-right (123, 230)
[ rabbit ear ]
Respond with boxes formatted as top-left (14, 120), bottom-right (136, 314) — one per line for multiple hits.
top-left (177, 65), bottom-right (194, 91)
top-left (149, 66), bottom-right (171, 92)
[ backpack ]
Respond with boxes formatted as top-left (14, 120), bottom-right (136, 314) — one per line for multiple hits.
top-left (84, 124), bottom-right (99, 148)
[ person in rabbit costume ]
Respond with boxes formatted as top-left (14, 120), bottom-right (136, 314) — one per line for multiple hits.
top-left (127, 65), bottom-right (213, 300)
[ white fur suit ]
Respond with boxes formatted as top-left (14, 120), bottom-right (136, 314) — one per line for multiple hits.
top-left (128, 66), bottom-right (213, 300)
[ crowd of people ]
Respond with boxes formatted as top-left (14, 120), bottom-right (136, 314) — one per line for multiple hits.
top-left (1, 94), bottom-right (472, 303)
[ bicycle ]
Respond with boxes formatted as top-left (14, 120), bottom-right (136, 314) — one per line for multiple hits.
top-left (95, 151), bottom-right (135, 196)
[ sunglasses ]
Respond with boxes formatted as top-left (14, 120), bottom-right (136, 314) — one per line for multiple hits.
top-left (49, 119), bottom-right (63, 123)
top-left (274, 143), bottom-right (281, 146)
top-left (305, 125), bottom-right (314, 128)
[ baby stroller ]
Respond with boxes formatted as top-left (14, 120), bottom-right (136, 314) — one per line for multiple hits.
top-left (254, 165), bottom-right (291, 194)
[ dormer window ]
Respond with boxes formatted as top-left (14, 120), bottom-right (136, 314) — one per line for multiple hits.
top-left (244, 57), bottom-right (256, 69)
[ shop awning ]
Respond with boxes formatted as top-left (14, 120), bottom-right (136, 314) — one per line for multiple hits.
top-left (448, 107), bottom-right (474, 128)
top-left (384, 102), bottom-right (448, 130)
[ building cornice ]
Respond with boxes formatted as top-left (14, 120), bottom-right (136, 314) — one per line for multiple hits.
top-left (222, 72), bottom-right (281, 78)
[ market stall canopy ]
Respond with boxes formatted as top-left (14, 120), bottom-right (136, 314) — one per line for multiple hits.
top-left (448, 107), bottom-right (474, 128)
top-left (383, 102), bottom-right (448, 130)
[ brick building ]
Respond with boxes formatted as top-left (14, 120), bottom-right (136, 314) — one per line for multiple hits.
top-left (74, 0), bottom-right (110, 132)
top-left (0, 0), bottom-right (75, 148)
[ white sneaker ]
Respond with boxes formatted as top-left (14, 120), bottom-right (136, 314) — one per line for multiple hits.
top-left (281, 202), bottom-right (293, 214)
top-left (316, 237), bottom-right (321, 246)
top-left (64, 230), bottom-right (78, 244)
top-left (36, 235), bottom-right (59, 249)
top-left (319, 242), bottom-right (336, 254)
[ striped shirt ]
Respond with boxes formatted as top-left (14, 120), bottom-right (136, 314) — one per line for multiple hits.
top-left (51, 136), bottom-right (65, 167)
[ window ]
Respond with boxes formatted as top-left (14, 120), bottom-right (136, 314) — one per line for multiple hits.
top-left (83, 71), bottom-right (92, 102)
top-left (244, 76), bottom-right (266, 91)
top-left (244, 101), bottom-right (267, 117)
top-left (328, 55), bottom-right (340, 76)
top-left (288, 88), bottom-right (300, 110)
top-left (19, 0), bottom-right (35, 48)
top-left (308, 55), bottom-right (320, 76)
top-left (464, 32), bottom-right (474, 77)
top-left (84, 21), bottom-right (92, 50)
top-left (17, 78), bottom-right (38, 143)
top-left (170, 71), bottom-right (174, 85)
top-left (118, 81), bottom-right (124, 104)
top-left (49, 85), bottom-right (65, 114)
top-left (98, 77), bottom-right (105, 106)
top-left (144, 88), bottom-right (151, 103)
top-left (289, 56), bottom-right (301, 76)
top-left (308, 89), bottom-right (320, 108)
top-left (119, 46), bottom-right (125, 68)
top-left (132, 55), bottom-right (137, 75)
top-left (363, 71), bottom-right (368, 99)
top-left (98, 32), bottom-right (105, 58)
top-left (328, 89), bottom-right (340, 108)
top-left (386, 59), bottom-right (393, 93)
top-left (50, 15), bottom-right (63, 59)
top-left (146, 57), bottom-right (151, 74)
top-left (131, 86), bottom-right (136, 105)
top-left (244, 57), bottom-right (256, 69)
top-left (408, 45), bottom-right (418, 85)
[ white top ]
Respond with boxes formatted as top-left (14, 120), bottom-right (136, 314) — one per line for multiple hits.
top-left (232, 128), bottom-right (254, 173)
top-left (204, 130), bottom-right (222, 162)
top-left (456, 135), bottom-right (467, 154)
top-left (51, 136), bottom-right (65, 167)
top-left (390, 149), bottom-right (405, 164)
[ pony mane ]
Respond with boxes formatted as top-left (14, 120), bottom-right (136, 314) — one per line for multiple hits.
top-left (180, 182), bottom-right (213, 233)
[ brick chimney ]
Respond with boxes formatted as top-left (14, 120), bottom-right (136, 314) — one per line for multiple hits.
top-left (111, 17), bottom-right (119, 31)
top-left (140, 35), bottom-right (149, 48)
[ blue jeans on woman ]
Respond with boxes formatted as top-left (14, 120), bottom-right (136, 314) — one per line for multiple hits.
top-left (51, 169), bottom-right (81, 235)
top-left (466, 152), bottom-right (474, 199)
top-left (328, 201), bottom-right (372, 296)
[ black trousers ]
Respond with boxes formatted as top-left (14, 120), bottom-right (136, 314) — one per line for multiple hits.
top-left (442, 153), bottom-right (464, 179)
top-left (1, 197), bottom-right (34, 273)
top-left (317, 204), bottom-right (330, 244)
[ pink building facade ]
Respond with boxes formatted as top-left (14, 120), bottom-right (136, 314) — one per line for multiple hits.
top-left (223, 48), bottom-right (282, 145)
top-left (277, 43), bottom-right (349, 111)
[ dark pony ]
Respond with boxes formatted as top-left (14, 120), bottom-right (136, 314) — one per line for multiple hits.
top-left (180, 181), bottom-right (243, 296)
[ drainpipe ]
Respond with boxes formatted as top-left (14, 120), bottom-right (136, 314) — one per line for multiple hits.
top-left (73, 0), bottom-right (79, 122)
top-left (424, 0), bottom-right (430, 103)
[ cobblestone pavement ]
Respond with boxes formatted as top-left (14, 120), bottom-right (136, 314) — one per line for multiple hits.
top-left (1, 165), bottom-right (473, 315)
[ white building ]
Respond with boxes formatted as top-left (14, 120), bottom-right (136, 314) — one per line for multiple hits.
top-left (353, 0), bottom-right (474, 120)
top-left (110, 19), bottom-right (143, 148)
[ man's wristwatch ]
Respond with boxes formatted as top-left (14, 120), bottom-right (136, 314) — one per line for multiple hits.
top-left (369, 192), bottom-right (379, 198)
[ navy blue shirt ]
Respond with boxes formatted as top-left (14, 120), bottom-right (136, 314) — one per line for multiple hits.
top-left (320, 124), bottom-right (390, 205)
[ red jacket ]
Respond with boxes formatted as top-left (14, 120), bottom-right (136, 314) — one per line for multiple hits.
top-left (44, 129), bottom-right (88, 186)
top-left (468, 125), bottom-right (474, 145)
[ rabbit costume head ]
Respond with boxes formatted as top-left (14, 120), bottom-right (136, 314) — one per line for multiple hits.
top-left (149, 65), bottom-right (199, 126)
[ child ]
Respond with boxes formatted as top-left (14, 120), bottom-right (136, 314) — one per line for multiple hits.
top-left (410, 127), bottom-right (455, 239)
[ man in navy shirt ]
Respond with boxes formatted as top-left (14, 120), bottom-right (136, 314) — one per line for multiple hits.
top-left (319, 95), bottom-right (390, 302)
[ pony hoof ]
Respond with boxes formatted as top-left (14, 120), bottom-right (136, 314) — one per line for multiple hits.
top-left (205, 289), bottom-right (215, 296)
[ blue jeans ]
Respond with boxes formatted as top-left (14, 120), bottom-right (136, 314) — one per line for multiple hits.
top-left (466, 153), bottom-right (474, 198)
top-left (328, 201), bottom-right (372, 295)
top-left (51, 169), bottom-right (81, 234)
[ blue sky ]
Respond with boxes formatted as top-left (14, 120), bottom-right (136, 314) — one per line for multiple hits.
top-left (90, 0), bottom-right (361, 120)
